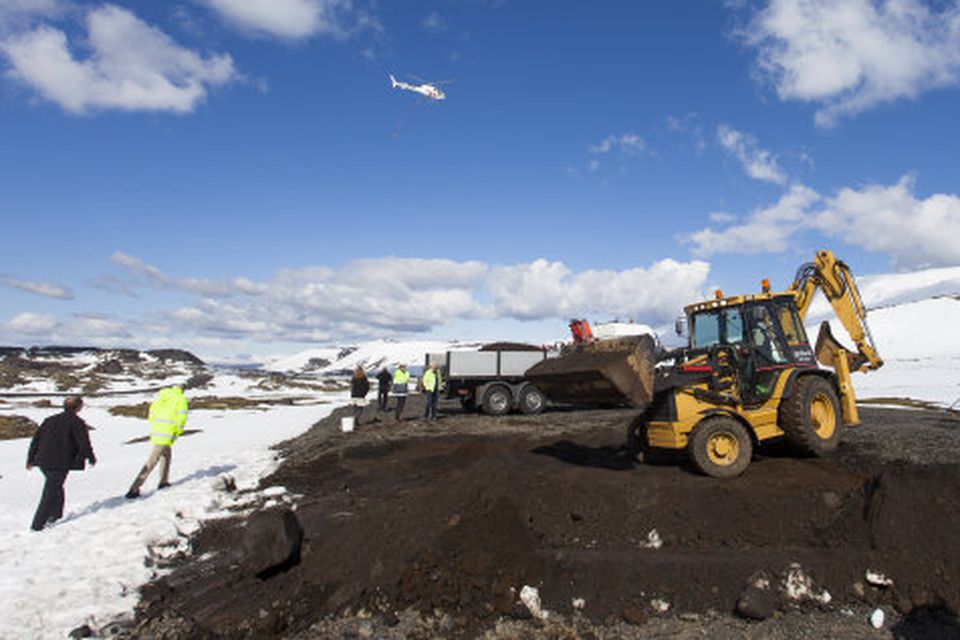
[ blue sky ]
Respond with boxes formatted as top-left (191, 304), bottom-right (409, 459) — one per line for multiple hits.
top-left (1, 0), bottom-right (959, 359)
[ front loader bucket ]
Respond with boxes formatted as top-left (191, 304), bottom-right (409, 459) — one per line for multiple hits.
top-left (525, 334), bottom-right (657, 408)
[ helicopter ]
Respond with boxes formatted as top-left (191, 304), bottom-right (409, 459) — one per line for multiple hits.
top-left (389, 73), bottom-right (448, 101)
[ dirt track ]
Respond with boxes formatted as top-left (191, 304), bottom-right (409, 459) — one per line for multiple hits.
top-left (133, 397), bottom-right (960, 639)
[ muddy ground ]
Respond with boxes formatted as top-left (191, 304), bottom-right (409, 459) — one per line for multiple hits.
top-left (132, 397), bottom-right (960, 639)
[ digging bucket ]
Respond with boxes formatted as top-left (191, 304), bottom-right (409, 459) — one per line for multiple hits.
top-left (524, 334), bottom-right (657, 408)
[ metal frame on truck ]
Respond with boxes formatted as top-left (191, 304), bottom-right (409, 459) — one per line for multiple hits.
top-left (425, 349), bottom-right (553, 415)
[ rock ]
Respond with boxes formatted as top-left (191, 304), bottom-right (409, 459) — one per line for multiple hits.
top-left (381, 610), bottom-right (400, 627)
top-left (737, 572), bottom-right (775, 621)
top-left (621, 604), bottom-right (648, 625)
top-left (240, 508), bottom-right (303, 578)
top-left (519, 585), bottom-right (547, 620)
top-left (865, 570), bottom-right (894, 588)
top-left (822, 490), bottom-right (842, 510)
top-left (68, 625), bottom-right (94, 638)
top-left (737, 585), bottom-right (775, 621)
top-left (98, 617), bottom-right (133, 637)
top-left (211, 475), bottom-right (236, 492)
top-left (357, 619), bottom-right (374, 638)
top-left (871, 608), bottom-right (885, 629)
top-left (650, 598), bottom-right (671, 614)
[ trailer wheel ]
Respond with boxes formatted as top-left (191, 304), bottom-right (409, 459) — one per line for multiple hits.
top-left (482, 385), bottom-right (511, 416)
top-left (519, 385), bottom-right (545, 415)
top-left (689, 416), bottom-right (753, 478)
top-left (779, 375), bottom-right (841, 456)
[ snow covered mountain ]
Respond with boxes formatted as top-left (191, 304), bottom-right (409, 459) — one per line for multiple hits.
top-left (260, 339), bottom-right (486, 374)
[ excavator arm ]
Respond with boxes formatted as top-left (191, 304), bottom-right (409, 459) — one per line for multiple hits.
top-left (788, 249), bottom-right (884, 425)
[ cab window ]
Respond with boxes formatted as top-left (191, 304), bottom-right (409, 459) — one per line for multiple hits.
top-left (746, 305), bottom-right (788, 364)
top-left (691, 308), bottom-right (744, 348)
top-left (775, 302), bottom-right (809, 347)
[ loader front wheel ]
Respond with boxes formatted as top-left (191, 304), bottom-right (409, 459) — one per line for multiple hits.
top-left (689, 417), bottom-right (753, 478)
top-left (780, 375), bottom-right (841, 456)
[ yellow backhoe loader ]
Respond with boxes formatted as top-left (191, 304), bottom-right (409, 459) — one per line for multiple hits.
top-left (526, 249), bottom-right (883, 478)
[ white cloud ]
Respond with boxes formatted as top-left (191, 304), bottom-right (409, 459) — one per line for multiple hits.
top-left (422, 11), bottom-right (448, 33)
top-left (5, 311), bottom-right (133, 343)
top-left (687, 176), bottom-right (960, 268)
top-left (488, 258), bottom-right (711, 323)
top-left (0, 0), bottom-right (62, 27)
top-left (202, 0), bottom-right (371, 40)
top-left (7, 311), bottom-right (57, 334)
top-left (815, 176), bottom-right (960, 269)
top-left (1, 275), bottom-right (72, 299)
top-left (589, 133), bottom-right (645, 155)
top-left (716, 124), bottom-right (787, 185)
top-left (0, 5), bottom-right (238, 114)
top-left (98, 253), bottom-right (710, 343)
top-left (687, 184), bottom-right (821, 256)
top-left (742, 0), bottom-right (960, 126)
top-left (111, 251), bottom-right (167, 285)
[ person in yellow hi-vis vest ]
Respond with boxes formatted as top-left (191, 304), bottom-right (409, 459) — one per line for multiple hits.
top-left (126, 386), bottom-right (188, 499)
top-left (392, 364), bottom-right (410, 423)
top-left (422, 362), bottom-right (443, 421)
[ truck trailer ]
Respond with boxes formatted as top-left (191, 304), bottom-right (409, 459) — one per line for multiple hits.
top-left (425, 346), bottom-right (553, 415)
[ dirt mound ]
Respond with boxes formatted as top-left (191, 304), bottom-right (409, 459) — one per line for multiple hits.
top-left (133, 403), bottom-right (960, 638)
top-left (479, 342), bottom-right (544, 352)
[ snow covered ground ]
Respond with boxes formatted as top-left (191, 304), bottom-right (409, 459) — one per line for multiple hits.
top-left (0, 378), bottom-right (343, 638)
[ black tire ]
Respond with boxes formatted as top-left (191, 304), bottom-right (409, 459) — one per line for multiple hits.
top-left (460, 396), bottom-right (477, 412)
top-left (779, 375), bottom-right (842, 456)
top-left (481, 385), bottom-right (511, 416)
top-left (519, 385), bottom-right (546, 415)
top-left (689, 416), bottom-right (753, 478)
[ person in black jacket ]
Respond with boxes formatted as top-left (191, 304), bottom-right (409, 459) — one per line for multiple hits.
top-left (350, 366), bottom-right (370, 424)
top-left (26, 396), bottom-right (96, 531)
top-left (376, 368), bottom-right (392, 411)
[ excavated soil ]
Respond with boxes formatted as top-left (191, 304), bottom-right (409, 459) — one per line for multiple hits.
top-left (133, 399), bottom-right (960, 639)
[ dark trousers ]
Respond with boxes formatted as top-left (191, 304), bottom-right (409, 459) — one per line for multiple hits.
top-left (394, 395), bottom-right (407, 421)
top-left (378, 388), bottom-right (389, 411)
top-left (424, 390), bottom-right (439, 419)
top-left (32, 469), bottom-right (68, 531)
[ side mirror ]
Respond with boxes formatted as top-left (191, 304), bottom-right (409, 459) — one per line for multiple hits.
top-left (675, 316), bottom-right (687, 337)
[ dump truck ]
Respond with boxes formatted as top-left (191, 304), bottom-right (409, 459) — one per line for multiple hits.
top-left (425, 345), bottom-right (554, 415)
top-left (526, 249), bottom-right (883, 478)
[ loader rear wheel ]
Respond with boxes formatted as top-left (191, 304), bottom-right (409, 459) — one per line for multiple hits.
top-left (519, 385), bottom-right (546, 415)
top-left (779, 375), bottom-right (841, 456)
top-left (689, 417), bottom-right (753, 478)
top-left (482, 385), bottom-right (511, 416)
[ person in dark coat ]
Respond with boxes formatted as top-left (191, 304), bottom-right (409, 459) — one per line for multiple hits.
top-left (350, 366), bottom-right (370, 424)
top-left (376, 368), bottom-right (392, 411)
top-left (26, 396), bottom-right (96, 531)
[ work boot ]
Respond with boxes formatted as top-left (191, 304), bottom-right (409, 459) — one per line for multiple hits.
top-left (125, 489), bottom-right (140, 499)
top-left (158, 482), bottom-right (171, 490)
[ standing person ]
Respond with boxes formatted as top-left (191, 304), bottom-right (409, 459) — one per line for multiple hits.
top-left (126, 386), bottom-right (188, 499)
top-left (376, 367), bottom-right (392, 411)
top-left (350, 366), bottom-right (370, 424)
top-left (392, 364), bottom-right (410, 423)
top-left (26, 396), bottom-right (97, 531)
top-left (422, 362), bottom-right (443, 421)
